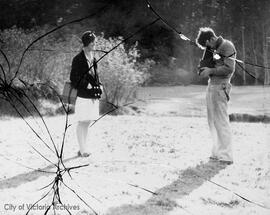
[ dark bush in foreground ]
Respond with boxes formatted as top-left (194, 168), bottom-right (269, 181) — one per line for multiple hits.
top-left (229, 113), bottom-right (270, 123)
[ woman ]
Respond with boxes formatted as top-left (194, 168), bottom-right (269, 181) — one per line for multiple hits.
top-left (70, 31), bottom-right (102, 157)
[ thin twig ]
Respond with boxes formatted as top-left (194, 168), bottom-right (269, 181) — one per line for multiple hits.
top-left (62, 181), bottom-right (99, 215)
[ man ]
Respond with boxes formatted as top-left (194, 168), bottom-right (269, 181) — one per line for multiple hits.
top-left (196, 27), bottom-right (236, 164)
top-left (70, 31), bottom-right (102, 157)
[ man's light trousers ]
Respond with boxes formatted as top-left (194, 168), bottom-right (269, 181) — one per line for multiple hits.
top-left (206, 83), bottom-right (233, 162)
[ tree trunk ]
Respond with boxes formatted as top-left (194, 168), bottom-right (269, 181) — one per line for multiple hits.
top-left (251, 31), bottom-right (259, 85)
top-left (262, 25), bottom-right (270, 85)
top-left (188, 43), bottom-right (193, 73)
top-left (241, 25), bottom-right (246, 85)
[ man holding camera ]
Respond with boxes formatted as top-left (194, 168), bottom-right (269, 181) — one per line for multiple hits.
top-left (196, 27), bottom-right (236, 164)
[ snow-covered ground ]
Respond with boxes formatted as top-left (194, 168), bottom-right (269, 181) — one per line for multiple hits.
top-left (0, 113), bottom-right (269, 215)
top-left (0, 85), bottom-right (269, 215)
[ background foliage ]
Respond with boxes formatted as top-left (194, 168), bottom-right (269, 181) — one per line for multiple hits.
top-left (0, 0), bottom-right (270, 89)
top-left (0, 25), bottom-right (152, 115)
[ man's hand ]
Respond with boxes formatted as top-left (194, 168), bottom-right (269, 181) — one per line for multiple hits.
top-left (99, 84), bottom-right (103, 91)
top-left (200, 67), bottom-right (213, 77)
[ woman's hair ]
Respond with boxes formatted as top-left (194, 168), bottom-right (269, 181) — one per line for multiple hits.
top-left (81, 31), bottom-right (96, 47)
top-left (196, 27), bottom-right (216, 49)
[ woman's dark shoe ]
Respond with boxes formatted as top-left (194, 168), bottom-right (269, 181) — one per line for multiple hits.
top-left (219, 160), bottom-right (233, 165)
top-left (209, 156), bottom-right (219, 161)
top-left (77, 151), bottom-right (90, 157)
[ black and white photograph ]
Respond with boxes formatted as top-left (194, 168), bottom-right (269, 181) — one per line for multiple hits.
top-left (0, 0), bottom-right (269, 214)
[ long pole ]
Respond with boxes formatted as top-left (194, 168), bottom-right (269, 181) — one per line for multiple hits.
top-left (264, 36), bottom-right (269, 85)
top-left (241, 25), bottom-right (246, 85)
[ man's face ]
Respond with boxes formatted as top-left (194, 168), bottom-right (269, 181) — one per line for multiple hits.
top-left (205, 37), bottom-right (215, 49)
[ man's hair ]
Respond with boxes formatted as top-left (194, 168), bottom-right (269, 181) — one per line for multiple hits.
top-left (196, 27), bottom-right (216, 49)
top-left (81, 31), bottom-right (96, 47)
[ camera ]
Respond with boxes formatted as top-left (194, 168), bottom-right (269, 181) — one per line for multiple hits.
top-left (198, 47), bottom-right (215, 75)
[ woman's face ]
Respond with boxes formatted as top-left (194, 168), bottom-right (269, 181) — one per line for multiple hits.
top-left (86, 40), bottom-right (96, 52)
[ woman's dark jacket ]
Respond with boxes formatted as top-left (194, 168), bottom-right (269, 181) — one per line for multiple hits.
top-left (70, 50), bottom-right (102, 99)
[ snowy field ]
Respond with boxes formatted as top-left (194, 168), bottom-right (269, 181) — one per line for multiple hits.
top-left (0, 85), bottom-right (269, 215)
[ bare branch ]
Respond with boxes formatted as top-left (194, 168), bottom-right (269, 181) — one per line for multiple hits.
top-left (10, 4), bottom-right (110, 84)
top-left (62, 181), bottom-right (98, 215)
top-left (0, 48), bottom-right (10, 74)
top-left (26, 187), bottom-right (53, 215)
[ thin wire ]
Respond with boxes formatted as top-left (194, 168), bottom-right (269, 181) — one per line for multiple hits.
top-left (10, 3), bottom-right (111, 84)
top-left (145, 0), bottom-right (270, 72)
top-left (62, 181), bottom-right (98, 215)
top-left (0, 153), bottom-right (55, 174)
top-left (236, 61), bottom-right (262, 83)
top-left (0, 49), bottom-right (11, 74)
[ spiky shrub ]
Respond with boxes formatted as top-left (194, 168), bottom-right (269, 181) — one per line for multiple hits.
top-left (95, 36), bottom-right (152, 106)
top-left (0, 26), bottom-right (153, 115)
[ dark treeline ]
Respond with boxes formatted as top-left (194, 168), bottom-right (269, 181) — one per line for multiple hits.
top-left (1, 0), bottom-right (270, 85)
